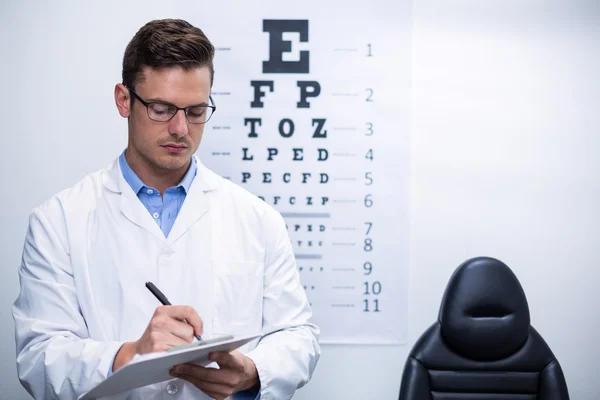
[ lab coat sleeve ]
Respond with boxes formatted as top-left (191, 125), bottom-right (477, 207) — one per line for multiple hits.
top-left (12, 205), bottom-right (124, 400)
top-left (244, 209), bottom-right (321, 400)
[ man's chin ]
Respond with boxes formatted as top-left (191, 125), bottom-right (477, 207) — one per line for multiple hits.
top-left (153, 156), bottom-right (190, 172)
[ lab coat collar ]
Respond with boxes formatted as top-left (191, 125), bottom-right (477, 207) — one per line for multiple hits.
top-left (102, 155), bottom-right (219, 244)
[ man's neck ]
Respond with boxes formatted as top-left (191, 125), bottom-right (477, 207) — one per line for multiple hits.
top-left (124, 149), bottom-right (190, 195)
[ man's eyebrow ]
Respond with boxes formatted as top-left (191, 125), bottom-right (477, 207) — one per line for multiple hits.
top-left (145, 97), bottom-right (209, 107)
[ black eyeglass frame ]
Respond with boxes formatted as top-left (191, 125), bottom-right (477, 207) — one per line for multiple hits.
top-left (127, 87), bottom-right (216, 124)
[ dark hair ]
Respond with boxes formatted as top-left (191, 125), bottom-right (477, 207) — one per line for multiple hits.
top-left (122, 19), bottom-right (215, 90)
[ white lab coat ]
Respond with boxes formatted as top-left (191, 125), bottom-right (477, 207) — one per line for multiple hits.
top-left (12, 156), bottom-right (320, 400)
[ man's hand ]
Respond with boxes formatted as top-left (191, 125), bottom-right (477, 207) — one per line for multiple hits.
top-left (112, 306), bottom-right (203, 371)
top-left (169, 350), bottom-right (259, 400)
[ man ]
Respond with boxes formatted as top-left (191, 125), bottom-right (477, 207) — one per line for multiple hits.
top-left (13, 19), bottom-right (320, 400)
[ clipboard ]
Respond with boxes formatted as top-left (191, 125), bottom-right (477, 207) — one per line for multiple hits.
top-left (79, 333), bottom-right (261, 399)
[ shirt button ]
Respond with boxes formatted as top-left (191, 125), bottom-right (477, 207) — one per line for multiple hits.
top-left (146, 189), bottom-right (154, 194)
top-left (152, 212), bottom-right (160, 219)
top-left (166, 382), bottom-right (178, 395)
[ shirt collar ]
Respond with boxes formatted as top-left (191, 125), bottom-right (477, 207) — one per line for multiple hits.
top-left (177, 154), bottom-right (197, 193)
top-left (119, 149), bottom-right (197, 194)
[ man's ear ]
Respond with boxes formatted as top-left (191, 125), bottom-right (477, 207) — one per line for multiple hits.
top-left (114, 83), bottom-right (131, 118)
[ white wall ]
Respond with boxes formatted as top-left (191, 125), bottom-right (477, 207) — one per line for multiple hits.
top-left (1, 1), bottom-right (598, 399)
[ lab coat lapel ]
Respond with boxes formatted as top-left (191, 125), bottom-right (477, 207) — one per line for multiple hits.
top-left (120, 183), bottom-right (166, 242)
top-left (104, 158), bottom-right (166, 243)
top-left (165, 157), bottom-right (215, 245)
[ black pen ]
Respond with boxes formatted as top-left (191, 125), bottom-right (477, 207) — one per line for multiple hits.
top-left (145, 281), bottom-right (202, 341)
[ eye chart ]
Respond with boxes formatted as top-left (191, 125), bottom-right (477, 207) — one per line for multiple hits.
top-left (190, 0), bottom-right (411, 344)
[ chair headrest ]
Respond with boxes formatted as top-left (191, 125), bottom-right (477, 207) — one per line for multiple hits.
top-left (439, 257), bottom-right (530, 361)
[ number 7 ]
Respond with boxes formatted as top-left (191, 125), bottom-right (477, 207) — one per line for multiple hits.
top-left (364, 222), bottom-right (372, 235)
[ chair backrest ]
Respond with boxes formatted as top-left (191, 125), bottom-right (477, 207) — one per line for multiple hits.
top-left (399, 257), bottom-right (569, 400)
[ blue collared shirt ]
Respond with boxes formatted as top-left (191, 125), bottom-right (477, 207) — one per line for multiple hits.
top-left (119, 150), bottom-right (196, 237)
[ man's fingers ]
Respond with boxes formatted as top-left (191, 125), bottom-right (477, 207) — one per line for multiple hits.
top-left (150, 314), bottom-right (194, 337)
top-left (164, 332), bottom-right (192, 349)
top-left (209, 351), bottom-right (244, 371)
top-left (171, 363), bottom-right (239, 386)
top-left (138, 306), bottom-right (204, 356)
top-left (203, 391), bottom-right (227, 400)
top-left (156, 305), bottom-right (204, 336)
top-left (175, 373), bottom-right (233, 399)
top-left (139, 331), bottom-right (189, 353)
top-left (168, 319), bottom-right (196, 342)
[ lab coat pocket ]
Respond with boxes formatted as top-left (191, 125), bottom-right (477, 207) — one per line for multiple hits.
top-left (213, 261), bottom-right (264, 335)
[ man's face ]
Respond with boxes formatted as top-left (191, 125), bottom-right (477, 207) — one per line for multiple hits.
top-left (124, 65), bottom-right (211, 173)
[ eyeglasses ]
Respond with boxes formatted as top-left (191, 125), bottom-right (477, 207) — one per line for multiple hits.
top-left (128, 87), bottom-right (216, 124)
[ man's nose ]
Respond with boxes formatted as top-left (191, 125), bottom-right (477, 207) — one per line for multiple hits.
top-left (168, 109), bottom-right (188, 137)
